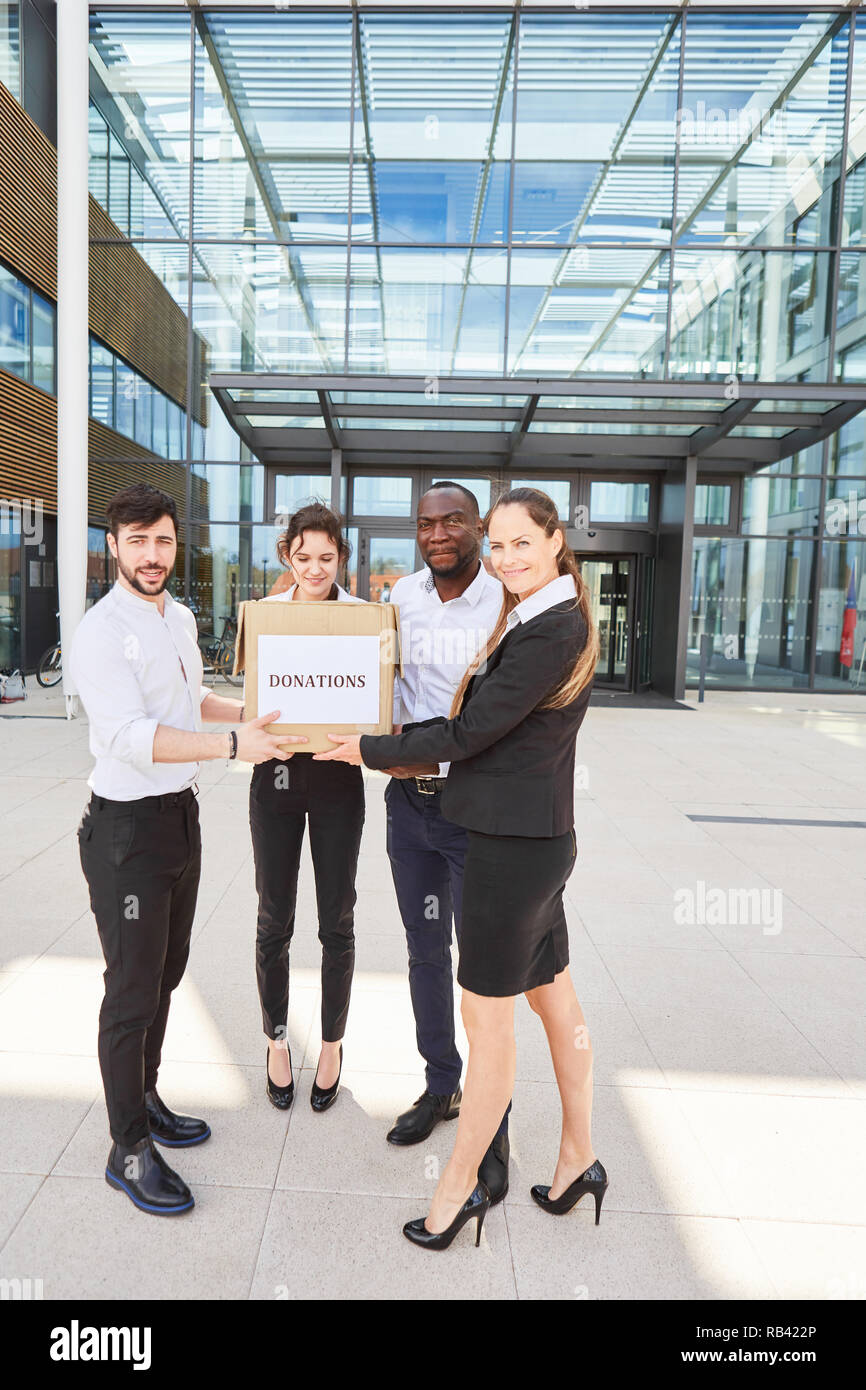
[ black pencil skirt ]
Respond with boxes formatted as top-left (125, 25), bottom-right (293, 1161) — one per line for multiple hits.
top-left (456, 826), bottom-right (578, 997)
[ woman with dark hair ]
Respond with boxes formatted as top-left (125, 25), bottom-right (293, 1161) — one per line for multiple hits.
top-left (317, 488), bottom-right (607, 1248)
top-left (250, 502), bottom-right (365, 1114)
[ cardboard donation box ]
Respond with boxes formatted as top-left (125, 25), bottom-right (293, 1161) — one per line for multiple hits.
top-left (232, 600), bottom-right (402, 754)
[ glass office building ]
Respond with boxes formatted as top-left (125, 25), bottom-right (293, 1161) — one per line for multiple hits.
top-left (3, 3), bottom-right (866, 694)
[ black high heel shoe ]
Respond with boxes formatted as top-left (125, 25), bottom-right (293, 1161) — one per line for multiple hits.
top-left (530, 1159), bottom-right (608, 1223)
top-left (403, 1182), bottom-right (490, 1251)
top-left (310, 1042), bottom-right (343, 1113)
top-left (265, 1044), bottom-right (294, 1111)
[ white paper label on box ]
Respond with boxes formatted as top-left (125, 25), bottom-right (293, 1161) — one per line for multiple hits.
top-left (257, 634), bottom-right (381, 724)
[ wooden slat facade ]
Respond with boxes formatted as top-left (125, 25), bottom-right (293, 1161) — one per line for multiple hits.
top-left (0, 78), bottom-right (208, 527)
top-left (0, 369), bottom-right (208, 525)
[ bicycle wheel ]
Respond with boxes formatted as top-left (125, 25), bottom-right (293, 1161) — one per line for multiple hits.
top-left (36, 642), bottom-right (63, 688)
top-left (215, 641), bottom-right (243, 686)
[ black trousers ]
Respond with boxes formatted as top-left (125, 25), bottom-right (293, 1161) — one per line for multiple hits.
top-left (249, 755), bottom-right (365, 1044)
top-left (78, 788), bottom-right (201, 1147)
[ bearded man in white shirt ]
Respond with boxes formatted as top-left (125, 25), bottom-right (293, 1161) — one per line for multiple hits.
top-left (70, 484), bottom-right (302, 1217)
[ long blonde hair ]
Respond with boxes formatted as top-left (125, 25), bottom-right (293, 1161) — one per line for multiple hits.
top-left (450, 488), bottom-right (599, 716)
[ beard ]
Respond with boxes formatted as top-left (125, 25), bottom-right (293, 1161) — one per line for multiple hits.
top-left (426, 546), bottom-right (476, 579)
top-left (116, 553), bottom-right (171, 596)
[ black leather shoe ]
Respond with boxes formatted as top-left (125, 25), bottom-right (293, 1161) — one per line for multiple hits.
top-left (105, 1136), bottom-right (194, 1216)
top-left (478, 1131), bottom-right (510, 1205)
top-left (266, 1045), bottom-right (294, 1111)
top-left (311, 1043), bottom-right (342, 1113)
top-left (403, 1182), bottom-right (490, 1251)
top-left (145, 1089), bottom-right (211, 1147)
top-left (531, 1159), bottom-right (608, 1224)
top-left (386, 1087), bottom-right (462, 1146)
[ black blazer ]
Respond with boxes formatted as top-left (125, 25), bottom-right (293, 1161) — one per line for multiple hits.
top-left (360, 598), bottom-right (592, 837)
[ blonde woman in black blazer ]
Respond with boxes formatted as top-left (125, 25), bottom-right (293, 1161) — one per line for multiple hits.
top-left (316, 488), bottom-right (607, 1251)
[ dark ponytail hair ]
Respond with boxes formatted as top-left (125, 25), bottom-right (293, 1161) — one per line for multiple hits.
top-left (276, 502), bottom-right (351, 597)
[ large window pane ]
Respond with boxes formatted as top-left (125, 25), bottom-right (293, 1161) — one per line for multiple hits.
top-left (669, 250), bottom-right (832, 381)
top-left (590, 480), bottom-right (650, 524)
top-left (348, 247), bottom-right (504, 376)
top-left (352, 476), bottom-right (413, 517)
top-left (194, 12), bottom-right (353, 241)
top-left (359, 13), bottom-right (513, 165)
top-left (742, 476), bottom-right (820, 536)
top-left (815, 541), bottom-right (866, 688)
top-left (31, 292), bottom-right (55, 394)
top-left (695, 483), bottom-right (731, 527)
top-left (514, 13), bottom-right (677, 243)
top-left (1, 2), bottom-right (19, 100)
top-left (89, 339), bottom-right (114, 427)
top-left (0, 264), bottom-right (29, 379)
top-left (193, 243), bottom-right (346, 379)
top-left (90, 11), bottom-right (191, 238)
top-left (508, 249), bottom-right (669, 376)
top-left (679, 13), bottom-right (848, 247)
top-left (273, 474), bottom-right (330, 519)
top-left (689, 536), bottom-right (815, 688)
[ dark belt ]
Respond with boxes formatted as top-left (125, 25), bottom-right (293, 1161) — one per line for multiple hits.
top-left (92, 785), bottom-right (198, 812)
top-left (414, 777), bottom-right (447, 796)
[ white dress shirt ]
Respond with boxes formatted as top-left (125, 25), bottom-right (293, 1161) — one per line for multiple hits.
top-left (390, 561), bottom-right (504, 775)
top-left (504, 572), bottom-right (579, 633)
top-left (69, 582), bottom-right (207, 801)
top-left (263, 582), bottom-right (363, 605)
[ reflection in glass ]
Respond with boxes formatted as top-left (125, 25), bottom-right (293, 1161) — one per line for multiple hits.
top-left (348, 248), bottom-right (505, 376)
top-left (669, 251), bottom-right (831, 381)
top-left (590, 481), bottom-right (650, 524)
top-left (694, 484), bottom-right (731, 528)
top-left (515, 13), bottom-right (677, 242)
top-left (193, 12), bottom-right (354, 241)
top-left (689, 537), bottom-right (814, 688)
top-left (678, 13), bottom-right (847, 247)
top-left (368, 537), bottom-right (417, 603)
top-left (508, 250), bottom-right (669, 376)
top-left (742, 476), bottom-right (820, 536)
top-left (815, 542), bottom-right (866, 688)
top-left (274, 474), bottom-right (331, 518)
top-left (89, 11), bottom-right (191, 237)
top-left (1, 3), bottom-right (19, 99)
top-left (353, 477), bottom-right (413, 518)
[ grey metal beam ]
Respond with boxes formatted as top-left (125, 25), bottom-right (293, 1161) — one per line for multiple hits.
top-left (688, 396), bottom-right (755, 455)
top-left (208, 371), bottom-right (866, 402)
top-left (351, 8), bottom-right (389, 373)
top-left (773, 399), bottom-right (866, 462)
top-left (318, 390), bottom-right (343, 449)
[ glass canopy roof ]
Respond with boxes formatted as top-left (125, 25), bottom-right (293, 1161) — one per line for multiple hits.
top-left (209, 373), bottom-right (866, 470)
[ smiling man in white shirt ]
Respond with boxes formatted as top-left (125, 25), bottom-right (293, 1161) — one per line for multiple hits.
top-left (70, 483), bottom-right (298, 1218)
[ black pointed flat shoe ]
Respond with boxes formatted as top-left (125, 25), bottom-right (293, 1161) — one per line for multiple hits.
top-left (310, 1042), bottom-right (343, 1112)
top-left (145, 1089), bottom-right (211, 1147)
top-left (266, 1045), bottom-right (294, 1111)
top-left (530, 1159), bottom-right (608, 1223)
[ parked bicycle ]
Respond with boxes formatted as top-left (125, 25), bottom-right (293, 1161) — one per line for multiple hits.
top-left (36, 612), bottom-right (62, 687)
top-left (198, 613), bottom-right (242, 686)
